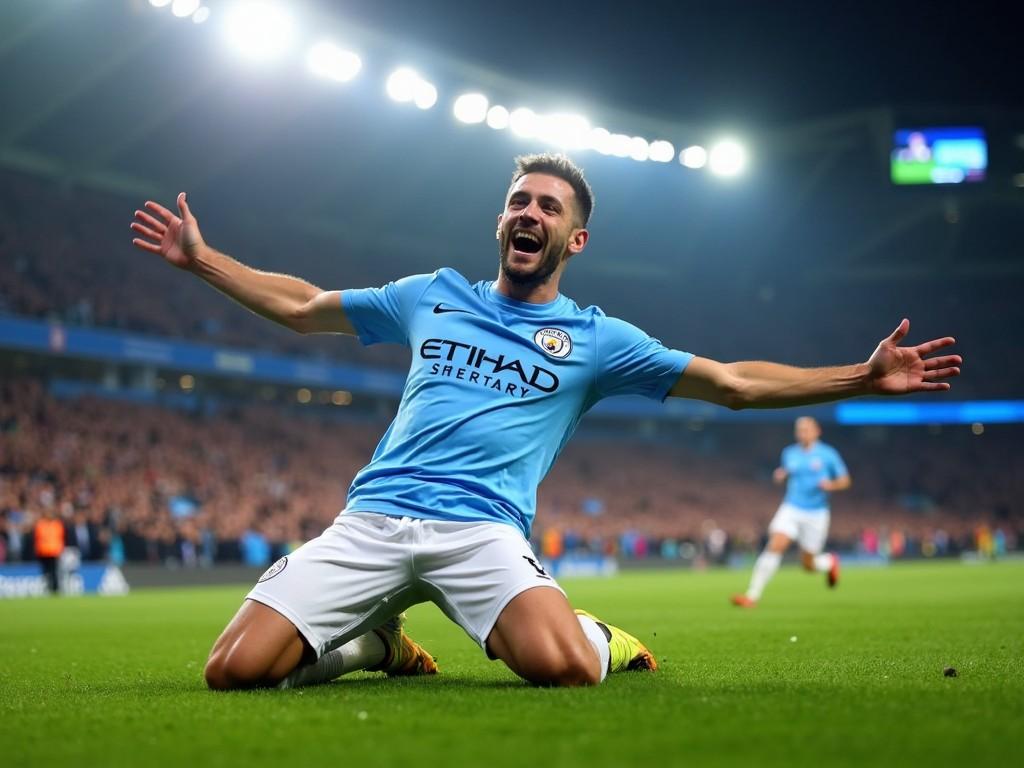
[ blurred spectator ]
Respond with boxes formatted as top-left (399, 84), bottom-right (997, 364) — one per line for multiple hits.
top-left (33, 506), bottom-right (65, 593)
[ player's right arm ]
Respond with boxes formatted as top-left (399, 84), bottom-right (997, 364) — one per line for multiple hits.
top-left (131, 192), bottom-right (354, 336)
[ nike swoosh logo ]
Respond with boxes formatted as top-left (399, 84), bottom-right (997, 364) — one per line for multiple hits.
top-left (432, 304), bottom-right (474, 315)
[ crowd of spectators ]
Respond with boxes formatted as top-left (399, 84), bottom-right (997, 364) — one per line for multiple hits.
top-left (1, 169), bottom-right (1020, 568)
top-left (1, 377), bottom-right (1018, 569)
top-left (0, 171), bottom-right (409, 370)
top-left (1, 169), bottom-right (1019, 398)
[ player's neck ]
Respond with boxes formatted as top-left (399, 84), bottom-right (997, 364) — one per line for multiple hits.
top-left (494, 272), bottom-right (562, 304)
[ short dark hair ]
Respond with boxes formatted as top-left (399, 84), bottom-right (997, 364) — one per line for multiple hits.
top-left (509, 153), bottom-right (594, 226)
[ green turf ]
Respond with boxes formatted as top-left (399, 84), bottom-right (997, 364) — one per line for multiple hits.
top-left (1, 560), bottom-right (1021, 767)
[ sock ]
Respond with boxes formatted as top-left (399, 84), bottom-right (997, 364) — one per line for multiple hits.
top-left (812, 553), bottom-right (834, 572)
top-left (277, 632), bottom-right (386, 689)
top-left (576, 614), bottom-right (610, 682)
top-left (746, 550), bottom-right (782, 601)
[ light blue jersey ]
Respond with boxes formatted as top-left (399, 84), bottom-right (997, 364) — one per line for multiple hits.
top-left (341, 268), bottom-right (692, 537)
top-left (781, 441), bottom-right (849, 511)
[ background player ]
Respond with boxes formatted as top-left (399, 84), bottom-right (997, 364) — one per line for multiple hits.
top-left (130, 153), bottom-right (960, 690)
top-left (732, 416), bottom-right (849, 607)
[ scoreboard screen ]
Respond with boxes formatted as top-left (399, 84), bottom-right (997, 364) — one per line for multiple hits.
top-left (891, 126), bottom-right (987, 185)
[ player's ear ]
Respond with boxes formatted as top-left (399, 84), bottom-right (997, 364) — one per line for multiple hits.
top-left (567, 227), bottom-right (588, 256)
top-left (495, 213), bottom-right (503, 239)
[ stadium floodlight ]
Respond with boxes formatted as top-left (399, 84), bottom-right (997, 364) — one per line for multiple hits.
top-left (509, 107), bottom-right (539, 138)
top-left (386, 68), bottom-right (420, 102)
top-left (587, 127), bottom-right (614, 155)
top-left (307, 42), bottom-right (362, 83)
top-left (609, 133), bottom-right (633, 158)
top-left (149, 0), bottom-right (173, 7)
top-left (193, 6), bottom-right (211, 24)
top-left (413, 79), bottom-right (438, 110)
top-left (648, 140), bottom-right (675, 163)
top-left (629, 136), bottom-right (650, 162)
top-left (171, 0), bottom-right (201, 18)
top-left (223, 2), bottom-right (295, 61)
top-left (679, 144), bottom-right (708, 169)
top-left (539, 113), bottom-right (590, 149)
top-left (486, 105), bottom-right (510, 130)
top-left (708, 139), bottom-right (748, 177)
top-left (453, 93), bottom-right (490, 124)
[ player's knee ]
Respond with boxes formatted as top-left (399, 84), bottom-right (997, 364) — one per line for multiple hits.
top-left (204, 653), bottom-right (231, 690)
top-left (204, 646), bottom-right (264, 690)
top-left (204, 651), bottom-right (243, 690)
top-left (521, 643), bottom-right (601, 687)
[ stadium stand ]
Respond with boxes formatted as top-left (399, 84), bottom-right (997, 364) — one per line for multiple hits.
top-left (1, 377), bottom-right (1018, 567)
top-left (1, 172), bottom-right (1019, 568)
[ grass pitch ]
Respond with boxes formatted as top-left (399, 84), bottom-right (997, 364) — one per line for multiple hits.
top-left (1, 560), bottom-right (1021, 768)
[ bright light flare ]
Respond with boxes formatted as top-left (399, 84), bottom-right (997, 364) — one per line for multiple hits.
top-left (629, 136), bottom-right (650, 162)
top-left (413, 80), bottom-right (437, 110)
top-left (609, 133), bottom-right (633, 158)
top-left (708, 139), bottom-right (748, 177)
top-left (386, 68), bottom-right (436, 109)
top-left (171, 0), bottom-right (201, 18)
top-left (453, 93), bottom-right (489, 124)
top-left (538, 113), bottom-right (590, 149)
top-left (648, 140), bottom-right (675, 163)
top-left (680, 145), bottom-right (708, 169)
top-left (486, 105), bottom-right (510, 130)
top-left (149, 0), bottom-right (173, 7)
top-left (307, 42), bottom-right (362, 82)
top-left (193, 6), bottom-right (211, 23)
top-left (587, 127), bottom-right (614, 155)
top-left (510, 108), bottom-right (539, 138)
top-left (223, 2), bottom-right (296, 61)
top-left (386, 68), bottom-right (418, 102)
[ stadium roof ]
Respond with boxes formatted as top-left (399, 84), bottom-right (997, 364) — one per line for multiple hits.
top-left (1, 0), bottom-right (1021, 302)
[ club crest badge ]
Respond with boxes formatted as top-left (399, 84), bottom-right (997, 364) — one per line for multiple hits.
top-left (534, 328), bottom-right (572, 359)
top-left (258, 556), bottom-right (288, 583)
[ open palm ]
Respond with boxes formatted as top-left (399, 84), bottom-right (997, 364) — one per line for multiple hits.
top-left (867, 319), bottom-right (961, 394)
top-left (130, 192), bottom-right (204, 270)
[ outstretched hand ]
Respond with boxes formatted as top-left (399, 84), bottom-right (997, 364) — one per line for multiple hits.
top-left (131, 192), bottom-right (204, 270)
top-left (866, 319), bottom-right (961, 394)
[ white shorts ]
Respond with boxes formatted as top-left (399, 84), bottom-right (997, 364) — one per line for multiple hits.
top-left (768, 502), bottom-right (831, 554)
top-left (246, 512), bottom-right (564, 658)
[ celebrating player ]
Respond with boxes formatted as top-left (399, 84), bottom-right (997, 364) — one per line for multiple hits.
top-left (131, 153), bottom-right (961, 689)
top-left (732, 417), bottom-right (849, 608)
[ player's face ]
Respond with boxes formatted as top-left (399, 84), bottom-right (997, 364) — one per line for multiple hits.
top-left (795, 417), bottom-right (821, 446)
top-left (497, 173), bottom-right (587, 288)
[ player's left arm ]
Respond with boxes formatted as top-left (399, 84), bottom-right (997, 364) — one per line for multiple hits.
top-left (819, 474), bottom-right (851, 492)
top-left (820, 450), bottom-right (851, 492)
top-left (669, 319), bottom-right (960, 409)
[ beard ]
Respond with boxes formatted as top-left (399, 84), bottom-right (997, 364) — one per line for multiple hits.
top-left (498, 233), bottom-right (566, 288)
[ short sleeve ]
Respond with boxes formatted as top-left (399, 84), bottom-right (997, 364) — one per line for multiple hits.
top-left (827, 448), bottom-right (849, 479)
top-left (341, 273), bottom-right (434, 347)
top-left (594, 316), bottom-right (692, 401)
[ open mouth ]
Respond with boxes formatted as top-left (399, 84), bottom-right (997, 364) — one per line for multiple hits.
top-left (511, 229), bottom-right (543, 254)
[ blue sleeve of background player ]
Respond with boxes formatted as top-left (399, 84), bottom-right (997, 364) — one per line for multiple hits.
top-left (341, 273), bottom-right (434, 347)
top-left (593, 315), bottom-right (693, 401)
top-left (827, 447), bottom-right (849, 479)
